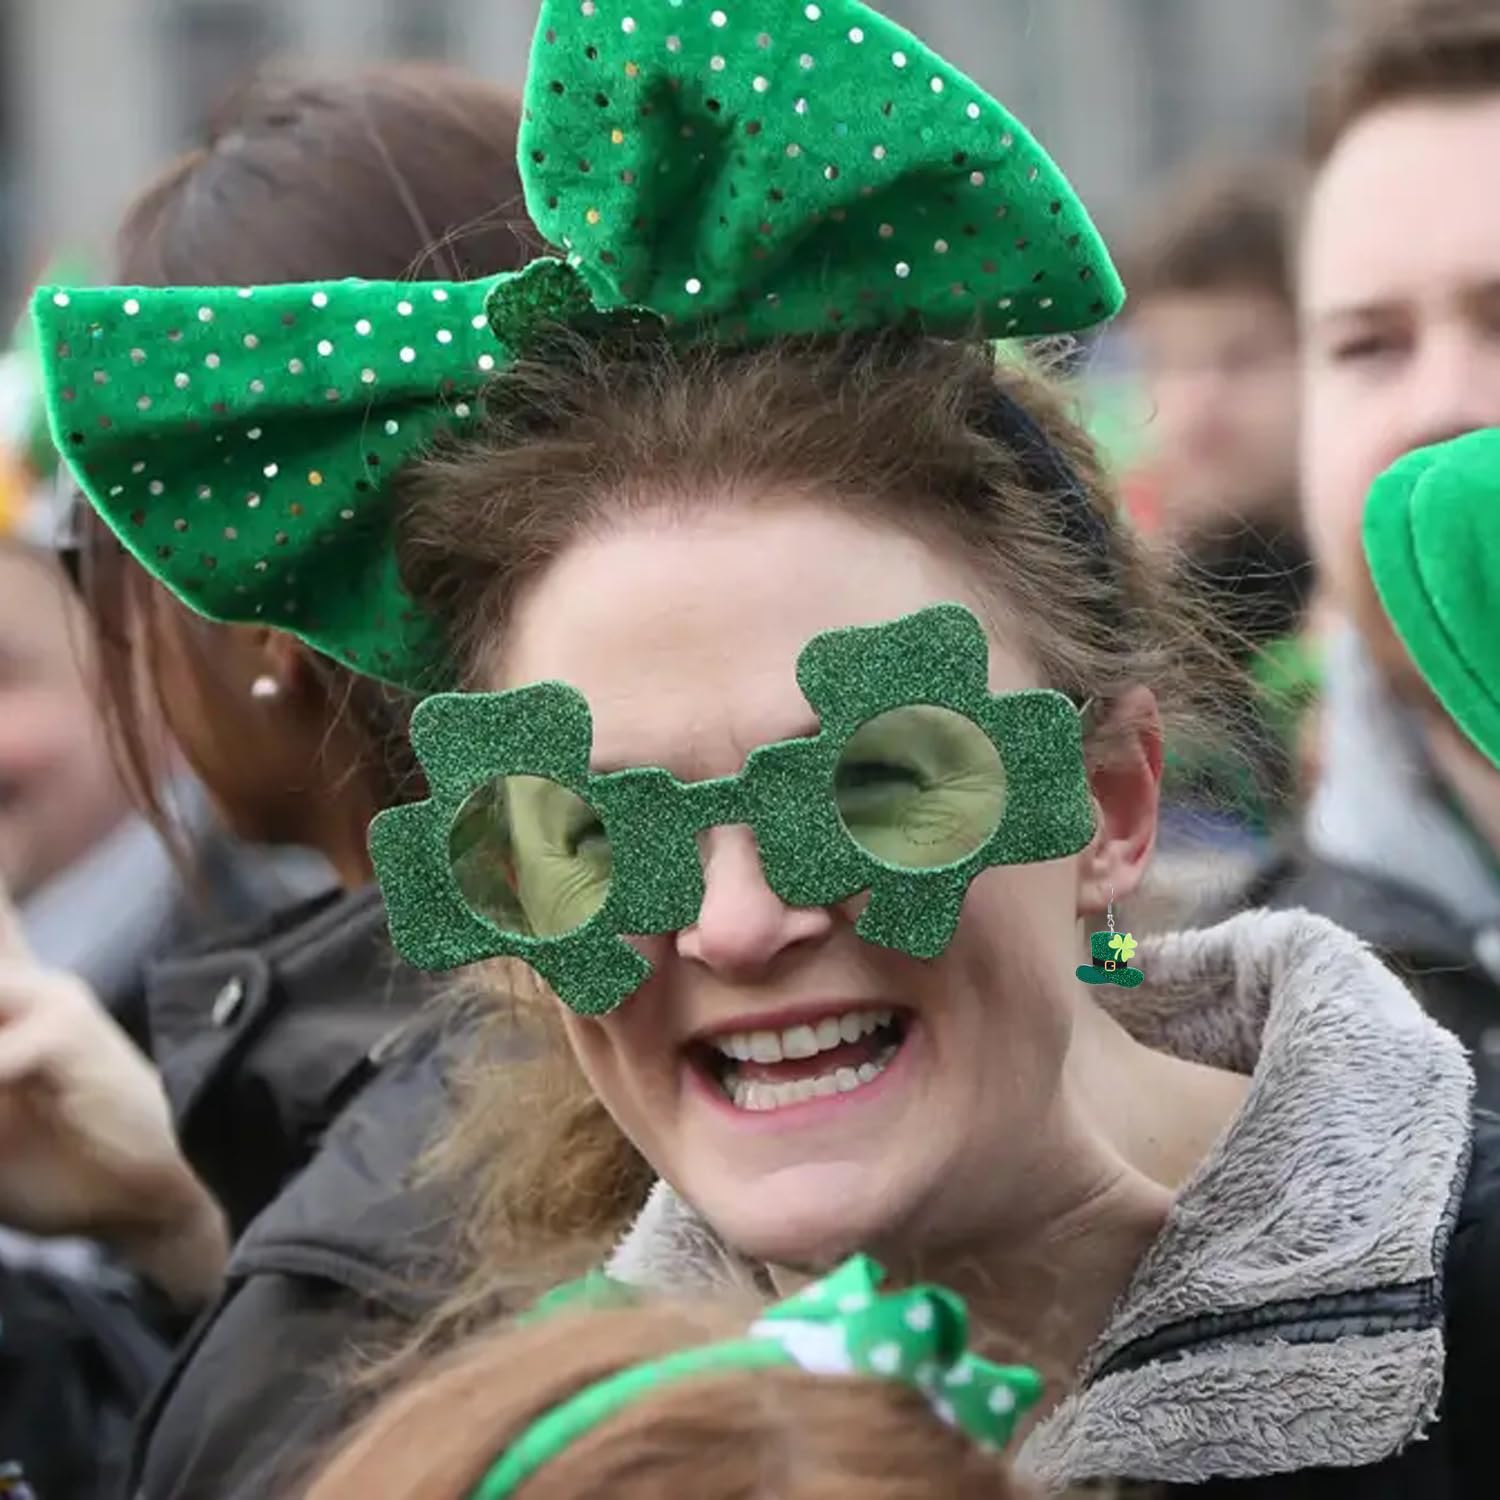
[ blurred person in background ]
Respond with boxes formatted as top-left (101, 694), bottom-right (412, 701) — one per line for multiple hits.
top-left (2, 64), bottom-right (539, 1500)
top-left (1122, 158), bottom-right (1320, 861)
top-left (1245, 0), bottom-right (1500, 1104)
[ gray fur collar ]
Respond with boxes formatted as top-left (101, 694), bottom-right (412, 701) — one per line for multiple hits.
top-left (606, 909), bottom-right (1475, 1487)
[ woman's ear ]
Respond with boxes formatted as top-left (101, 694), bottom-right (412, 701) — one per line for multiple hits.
top-left (1076, 685), bottom-right (1162, 918)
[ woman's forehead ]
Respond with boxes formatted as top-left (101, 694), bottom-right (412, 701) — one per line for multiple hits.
top-left (494, 505), bottom-right (1037, 776)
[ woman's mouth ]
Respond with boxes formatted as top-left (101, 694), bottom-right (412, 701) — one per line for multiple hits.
top-left (692, 1008), bottom-right (911, 1114)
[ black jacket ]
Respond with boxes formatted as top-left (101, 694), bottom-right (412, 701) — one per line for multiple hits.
top-left (1175, 1108), bottom-right (1500, 1498)
top-left (1243, 849), bottom-right (1500, 1112)
top-left (130, 886), bottom-right (467, 1500)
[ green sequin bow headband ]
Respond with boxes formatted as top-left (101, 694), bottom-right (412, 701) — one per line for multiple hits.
top-left (370, 602), bottom-right (1095, 1013)
top-left (33, 0), bottom-right (1123, 691)
top-left (470, 1254), bottom-right (1042, 1499)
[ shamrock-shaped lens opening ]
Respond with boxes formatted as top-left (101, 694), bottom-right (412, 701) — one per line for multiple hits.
top-left (833, 706), bottom-right (1007, 871)
top-left (449, 774), bottom-right (614, 939)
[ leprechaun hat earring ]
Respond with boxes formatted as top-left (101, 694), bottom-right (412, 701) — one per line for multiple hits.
top-left (1076, 895), bottom-right (1144, 989)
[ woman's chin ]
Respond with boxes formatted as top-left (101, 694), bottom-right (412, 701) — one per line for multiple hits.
top-left (689, 1162), bottom-right (911, 1271)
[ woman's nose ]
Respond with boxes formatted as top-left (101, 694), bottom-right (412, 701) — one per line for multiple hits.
top-left (675, 824), bottom-right (833, 976)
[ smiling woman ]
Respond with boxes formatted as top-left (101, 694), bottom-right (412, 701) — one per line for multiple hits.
top-left (34, 0), bottom-right (1500, 1493)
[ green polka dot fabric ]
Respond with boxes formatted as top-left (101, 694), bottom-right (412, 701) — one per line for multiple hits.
top-left (33, 0), bottom-right (1123, 691)
top-left (469, 1253), bottom-right (1043, 1499)
top-left (522, 0), bottom-right (1121, 339)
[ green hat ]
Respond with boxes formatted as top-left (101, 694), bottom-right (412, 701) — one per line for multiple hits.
top-left (33, 0), bottom-right (1123, 692)
top-left (1075, 929), bottom-right (1143, 988)
top-left (1363, 429), bottom-right (1500, 771)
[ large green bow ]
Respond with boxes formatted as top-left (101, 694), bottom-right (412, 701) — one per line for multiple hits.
top-left (35, 0), bottom-right (1122, 691)
top-left (469, 1254), bottom-right (1042, 1499)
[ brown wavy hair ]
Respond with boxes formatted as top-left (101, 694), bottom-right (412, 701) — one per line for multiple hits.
top-left (377, 329), bottom-right (1243, 1335)
top-left (307, 1292), bottom-right (1035, 1500)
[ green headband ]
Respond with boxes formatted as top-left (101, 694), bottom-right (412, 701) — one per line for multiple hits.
top-left (369, 602), bottom-right (1095, 1012)
top-left (1363, 429), bottom-right (1500, 772)
top-left (35, 0), bottom-right (1122, 690)
top-left (472, 1254), bottom-right (1042, 1499)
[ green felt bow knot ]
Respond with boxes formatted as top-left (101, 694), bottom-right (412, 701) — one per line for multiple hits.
top-left (1107, 932), bottom-right (1137, 962)
top-left (468, 1254), bottom-right (1042, 1499)
top-left (35, 0), bottom-right (1122, 692)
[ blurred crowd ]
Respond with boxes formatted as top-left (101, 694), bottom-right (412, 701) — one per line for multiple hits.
top-left (2, 0), bottom-right (1500, 1498)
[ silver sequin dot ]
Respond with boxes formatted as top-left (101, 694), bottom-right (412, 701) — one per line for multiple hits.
top-left (930, 76), bottom-right (944, 92)
top-left (197, 485), bottom-right (212, 499)
top-left (311, 291), bottom-right (329, 308)
top-left (795, 96), bottom-right (808, 114)
top-left (237, 288), bottom-right (254, 299)
top-left (478, 353), bottom-right (496, 371)
top-left (317, 339), bottom-right (334, 356)
top-left (174, 372), bottom-right (190, 388)
top-left (246, 493), bottom-right (262, 508)
top-left (849, 25), bottom-right (864, 41)
top-left (878, 222), bottom-right (894, 237)
top-left (872, 144), bottom-right (887, 160)
top-left (137, 395), bottom-right (152, 410)
top-left (132, 461), bottom-right (146, 473)
top-left (198, 306), bottom-right (215, 322)
top-left (288, 358), bottom-right (305, 374)
top-left (399, 347), bottom-right (416, 363)
top-left (666, 34), bottom-right (682, 51)
top-left (711, 9), bottom-right (727, 25)
top-left (970, 170), bottom-right (986, 186)
top-left (149, 480), bottom-right (164, 495)
top-left (356, 319), bottom-right (372, 335)
top-left (799, 52), bottom-right (814, 68)
top-left (243, 334), bottom-right (259, 350)
top-left (263, 463), bottom-right (279, 478)
top-left (455, 402), bottom-right (472, 418)
top-left (437, 329), bottom-right (453, 344)
top-left (967, 102), bottom-right (981, 119)
top-left (205, 353), bottom-right (221, 368)
top-left (384, 419), bottom-right (400, 436)
top-left (249, 379), bottom-right (265, 394)
top-left (805, 2), bottom-right (821, 16)
top-left (361, 368), bottom-right (376, 384)
top-left (935, 239), bottom-right (950, 253)
top-left (340, 508), bottom-right (356, 521)
top-left (52, 292), bottom-right (70, 307)
top-left (621, 15), bottom-right (636, 33)
top-left (895, 261), bottom-right (911, 278)
top-left (397, 301), bottom-right (413, 316)
top-left (130, 348), bottom-right (146, 364)
top-left (248, 427), bottom-right (263, 439)
top-left (892, 50), bottom-right (907, 67)
top-left (786, 143), bottom-right (801, 157)
top-left (123, 298), bottom-right (140, 316)
top-left (753, 75), bottom-right (769, 92)
top-left (432, 288), bottom-right (449, 302)
top-left (686, 277), bottom-right (703, 294)
top-left (109, 485), bottom-right (123, 497)
top-left (471, 314), bottom-right (487, 330)
top-left (580, 0), bottom-right (594, 12)
top-left (711, 54), bottom-right (726, 70)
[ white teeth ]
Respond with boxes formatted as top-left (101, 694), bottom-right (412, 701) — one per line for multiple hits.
top-left (749, 1031), bottom-right (783, 1064)
top-left (815, 1017), bottom-right (843, 1051)
top-left (718, 1042), bottom-right (901, 1114)
top-left (709, 1007), bottom-right (899, 1063)
top-left (782, 1024), bottom-right (820, 1060)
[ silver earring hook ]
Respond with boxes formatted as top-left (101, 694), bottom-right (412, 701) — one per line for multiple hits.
top-left (1106, 885), bottom-right (1115, 934)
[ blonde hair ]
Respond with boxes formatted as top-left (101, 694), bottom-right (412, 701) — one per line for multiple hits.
top-left (308, 1291), bottom-right (1035, 1500)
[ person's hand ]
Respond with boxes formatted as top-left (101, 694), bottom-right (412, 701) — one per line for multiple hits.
top-left (0, 879), bottom-right (227, 1304)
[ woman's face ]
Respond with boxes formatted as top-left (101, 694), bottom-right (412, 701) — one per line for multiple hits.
top-left (496, 502), bottom-right (1095, 1268)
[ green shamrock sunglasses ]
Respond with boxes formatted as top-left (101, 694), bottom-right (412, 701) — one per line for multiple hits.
top-left (370, 603), bottom-right (1095, 1015)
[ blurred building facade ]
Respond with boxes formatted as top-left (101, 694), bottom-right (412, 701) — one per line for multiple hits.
top-left (5, 0), bottom-right (1337, 312)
